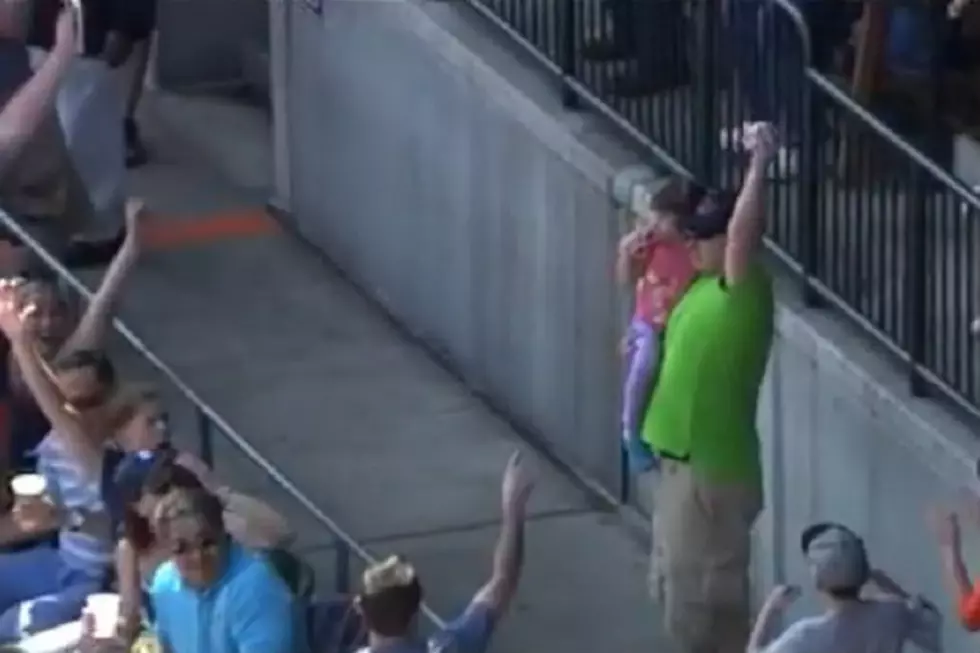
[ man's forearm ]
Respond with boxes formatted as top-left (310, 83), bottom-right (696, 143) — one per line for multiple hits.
top-left (746, 603), bottom-right (780, 653)
top-left (0, 47), bottom-right (72, 167)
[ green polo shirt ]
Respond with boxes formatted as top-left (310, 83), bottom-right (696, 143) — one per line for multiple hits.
top-left (641, 263), bottom-right (774, 485)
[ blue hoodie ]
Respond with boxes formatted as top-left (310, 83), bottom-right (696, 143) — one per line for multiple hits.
top-left (149, 542), bottom-right (299, 653)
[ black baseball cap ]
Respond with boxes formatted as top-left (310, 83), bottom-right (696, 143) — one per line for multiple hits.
top-left (677, 189), bottom-right (737, 241)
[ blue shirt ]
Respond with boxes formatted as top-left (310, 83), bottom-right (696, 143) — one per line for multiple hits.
top-left (35, 434), bottom-right (115, 575)
top-left (360, 601), bottom-right (496, 653)
top-left (150, 542), bottom-right (298, 653)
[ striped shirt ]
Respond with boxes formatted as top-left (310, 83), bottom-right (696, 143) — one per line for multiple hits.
top-left (35, 433), bottom-right (115, 574)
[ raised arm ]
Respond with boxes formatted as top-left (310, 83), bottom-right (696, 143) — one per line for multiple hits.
top-left (723, 122), bottom-right (778, 286)
top-left (0, 282), bottom-right (102, 477)
top-left (60, 200), bottom-right (145, 355)
top-left (0, 9), bottom-right (77, 169)
top-left (472, 451), bottom-right (533, 618)
top-left (746, 585), bottom-right (800, 653)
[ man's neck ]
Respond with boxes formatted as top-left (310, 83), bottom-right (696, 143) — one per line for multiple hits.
top-left (367, 631), bottom-right (418, 650)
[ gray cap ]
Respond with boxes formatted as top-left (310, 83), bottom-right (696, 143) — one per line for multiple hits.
top-left (801, 523), bottom-right (869, 591)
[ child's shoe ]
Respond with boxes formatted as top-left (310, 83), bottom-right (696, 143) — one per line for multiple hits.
top-left (622, 429), bottom-right (658, 474)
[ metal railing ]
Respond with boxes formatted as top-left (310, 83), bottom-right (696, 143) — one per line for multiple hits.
top-left (463, 0), bottom-right (980, 421)
top-left (0, 211), bottom-right (447, 629)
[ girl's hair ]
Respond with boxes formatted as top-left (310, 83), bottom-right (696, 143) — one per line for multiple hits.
top-left (649, 177), bottom-right (707, 216)
top-left (105, 383), bottom-right (159, 432)
top-left (121, 453), bottom-right (205, 552)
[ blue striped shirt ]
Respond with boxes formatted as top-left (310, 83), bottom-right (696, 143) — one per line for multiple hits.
top-left (35, 434), bottom-right (115, 574)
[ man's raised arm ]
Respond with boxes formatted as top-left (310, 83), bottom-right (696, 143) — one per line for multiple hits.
top-left (723, 122), bottom-right (778, 286)
top-left (0, 8), bottom-right (77, 168)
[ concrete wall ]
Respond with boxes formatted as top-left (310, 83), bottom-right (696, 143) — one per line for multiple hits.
top-left (276, 1), bottom-right (980, 649)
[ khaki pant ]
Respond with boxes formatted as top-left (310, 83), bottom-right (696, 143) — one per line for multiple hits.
top-left (649, 460), bottom-right (762, 653)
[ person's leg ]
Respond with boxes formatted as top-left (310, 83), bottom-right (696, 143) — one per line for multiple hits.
top-left (15, 565), bottom-right (103, 637)
top-left (0, 546), bottom-right (62, 642)
top-left (657, 461), bottom-right (762, 653)
top-left (124, 37), bottom-right (152, 168)
top-left (621, 317), bottom-right (658, 473)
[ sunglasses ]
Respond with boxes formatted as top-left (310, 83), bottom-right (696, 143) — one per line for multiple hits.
top-left (171, 535), bottom-right (221, 556)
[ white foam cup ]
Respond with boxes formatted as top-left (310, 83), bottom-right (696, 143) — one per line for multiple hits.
top-left (10, 473), bottom-right (46, 499)
top-left (85, 593), bottom-right (121, 639)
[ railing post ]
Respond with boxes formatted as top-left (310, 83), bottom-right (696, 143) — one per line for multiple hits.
top-left (794, 16), bottom-right (821, 307)
top-left (618, 444), bottom-right (630, 504)
top-left (559, 0), bottom-right (578, 108)
top-left (906, 166), bottom-right (928, 397)
top-left (335, 541), bottom-right (351, 594)
top-left (197, 407), bottom-right (214, 467)
top-left (693, 0), bottom-right (717, 184)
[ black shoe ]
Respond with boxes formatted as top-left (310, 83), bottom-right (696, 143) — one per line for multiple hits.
top-left (63, 228), bottom-right (126, 268)
top-left (582, 38), bottom-right (635, 61)
top-left (125, 118), bottom-right (148, 169)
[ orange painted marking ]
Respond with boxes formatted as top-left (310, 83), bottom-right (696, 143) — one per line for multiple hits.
top-left (142, 209), bottom-right (278, 250)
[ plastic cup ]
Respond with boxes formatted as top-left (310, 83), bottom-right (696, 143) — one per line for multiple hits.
top-left (84, 593), bottom-right (121, 639)
top-left (10, 473), bottom-right (46, 499)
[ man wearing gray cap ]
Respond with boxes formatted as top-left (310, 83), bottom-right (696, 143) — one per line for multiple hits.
top-left (747, 523), bottom-right (942, 653)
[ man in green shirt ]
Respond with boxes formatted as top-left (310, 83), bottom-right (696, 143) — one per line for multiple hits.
top-left (642, 122), bottom-right (777, 653)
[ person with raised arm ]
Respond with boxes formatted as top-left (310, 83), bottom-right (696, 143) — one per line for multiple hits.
top-left (0, 198), bottom-right (144, 487)
top-left (0, 279), bottom-right (125, 640)
top-left (748, 523), bottom-right (941, 653)
top-left (640, 122), bottom-right (778, 653)
top-left (352, 451), bottom-right (533, 653)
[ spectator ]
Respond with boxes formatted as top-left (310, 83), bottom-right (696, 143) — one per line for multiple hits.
top-left (112, 487), bottom-right (298, 653)
top-left (0, 200), bottom-right (142, 486)
top-left (615, 179), bottom-right (697, 473)
top-left (748, 523), bottom-right (941, 653)
top-left (0, 0), bottom-right (100, 272)
top-left (110, 448), bottom-right (294, 641)
top-left (0, 282), bottom-right (126, 640)
top-left (931, 508), bottom-right (980, 632)
top-left (105, 384), bottom-right (294, 549)
top-left (356, 451), bottom-right (532, 652)
top-left (28, 0), bottom-right (147, 256)
top-left (119, 0), bottom-right (156, 168)
top-left (641, 123), bottom-right (778, 653)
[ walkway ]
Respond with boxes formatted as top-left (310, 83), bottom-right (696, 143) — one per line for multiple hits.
top-left (92, 89), bottom-right (665, 651)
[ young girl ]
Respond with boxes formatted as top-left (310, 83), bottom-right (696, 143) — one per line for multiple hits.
top-left (616, 179), bottom-right (700, 472)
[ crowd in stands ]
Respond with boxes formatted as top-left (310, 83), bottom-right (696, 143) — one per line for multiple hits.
top-left (3, 0), bottom-right (980, 651)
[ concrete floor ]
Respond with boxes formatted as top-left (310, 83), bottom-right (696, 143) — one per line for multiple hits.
top-left (78, 89), bottom-right (668, 651)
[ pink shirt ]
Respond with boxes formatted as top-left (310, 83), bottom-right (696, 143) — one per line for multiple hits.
top-left (633, 238), bottom-right (696, 327)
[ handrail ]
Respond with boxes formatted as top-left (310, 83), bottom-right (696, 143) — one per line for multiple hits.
top-left (767, 0), bottom-right (980, 209)
top-left (0, 209), bottom-right (447, 629)
top-left (805, 69), bottom-right (980, 208)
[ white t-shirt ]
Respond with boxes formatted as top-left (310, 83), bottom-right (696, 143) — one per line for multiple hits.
top-left (763, 598), bottom-right (942, 653)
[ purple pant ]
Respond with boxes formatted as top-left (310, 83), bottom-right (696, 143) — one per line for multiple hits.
top-left (622, 317), bottom-right (661, 437)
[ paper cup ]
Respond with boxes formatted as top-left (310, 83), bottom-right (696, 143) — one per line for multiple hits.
top-left (85, 593), bottom-right (121, 639)
top-left (10, 473), bottom-right (46, 499)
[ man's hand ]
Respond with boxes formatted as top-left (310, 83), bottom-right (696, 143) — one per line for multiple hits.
top-left (12, 497), bottom-right (60, 534)
top-left (53, 7), bottom-right (79, 57)
top-left (0, 278), bottom-right (29, 340)
top-left (78, 613), bottom-right (130, 653)
top-left (929, 507), bottom-right (961, 550)
top-left (501, 451), bottom-right (534, 519)
top-left (762, 584), bottom-right (800, 612)
top-left (742, 122), bottom-right (779, 165)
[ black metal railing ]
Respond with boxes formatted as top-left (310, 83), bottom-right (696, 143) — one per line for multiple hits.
top-left (0, 211), bottom-right (447, 629)
top-left (464, 0), bottom-right (980, 419)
